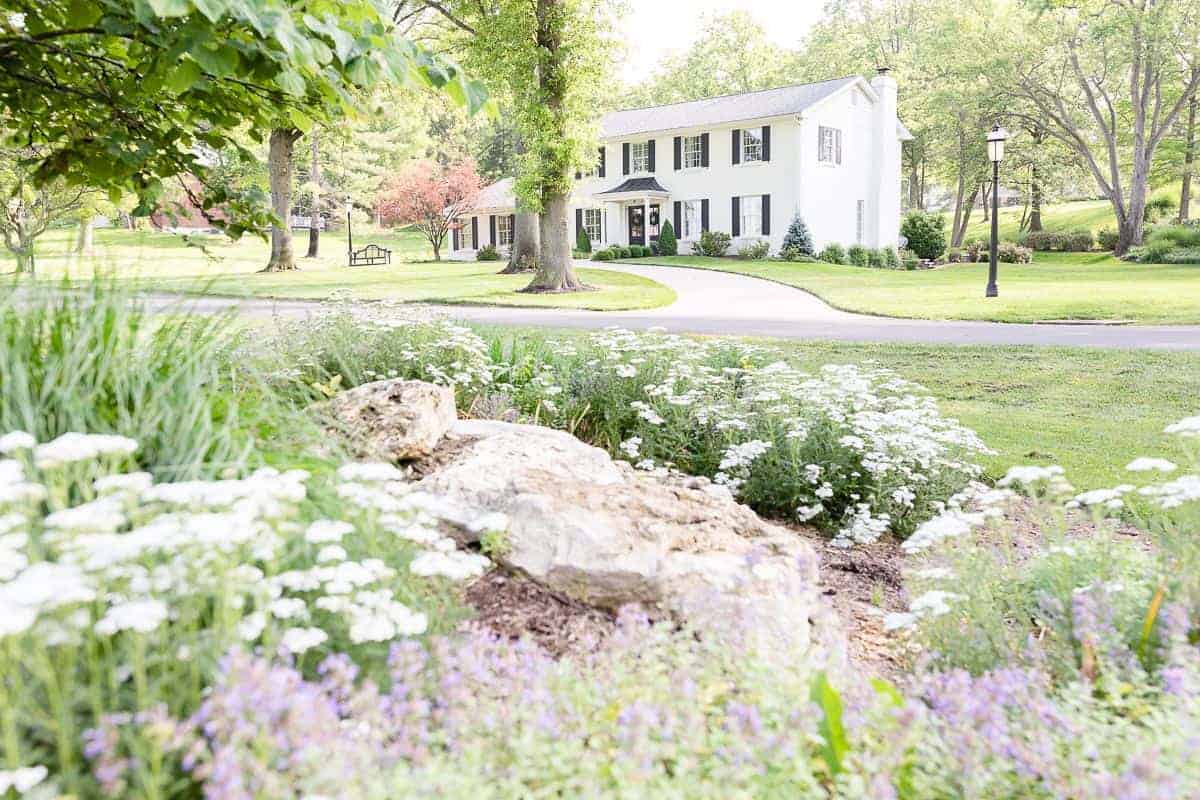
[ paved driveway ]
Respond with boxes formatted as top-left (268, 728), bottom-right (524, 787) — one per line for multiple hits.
top-left (144, 261), bottom-right (1200, 351)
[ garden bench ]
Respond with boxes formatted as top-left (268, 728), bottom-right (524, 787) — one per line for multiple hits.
top-left (349, 244), bottom-right (391, 266)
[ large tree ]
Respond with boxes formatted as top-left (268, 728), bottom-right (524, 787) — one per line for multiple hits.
top-left (1013, 0), bottom-right (1200, 253)
top-left (0, 0), bottom-right (487, 244)
top-left (0, 146), bottom-right (87, 273)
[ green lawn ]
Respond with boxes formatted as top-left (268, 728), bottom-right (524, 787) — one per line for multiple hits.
top-left (486, 326), bottom-right (1199, 492)
top-left (1, 227), bottom-right (675, 311)
top-left (617, 252), bottom-right (1200, 324)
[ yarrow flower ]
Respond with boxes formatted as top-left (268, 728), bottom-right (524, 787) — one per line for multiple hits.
top-left (1125, 457), bottom-right (1177, 473)
top-left (0, 431), bottom-right (35, 454)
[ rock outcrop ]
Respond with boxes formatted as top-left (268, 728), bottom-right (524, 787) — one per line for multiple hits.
top-left (325, 379), bottom-right (456, 461)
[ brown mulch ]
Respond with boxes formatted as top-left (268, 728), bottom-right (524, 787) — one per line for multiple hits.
top-left (462, 568), bottom-right (617, 658)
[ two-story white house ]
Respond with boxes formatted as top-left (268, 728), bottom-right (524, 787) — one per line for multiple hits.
top-left (451, 71), bottom-right (911, 258)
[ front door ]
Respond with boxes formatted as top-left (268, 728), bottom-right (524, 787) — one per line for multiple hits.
top-left (627, 205), bottom-right (645, 246)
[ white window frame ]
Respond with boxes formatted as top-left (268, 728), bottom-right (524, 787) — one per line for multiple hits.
top-left (682, 134), bottom-right (703, 169)
top-left (682, 199), bottom-right (702, 239)
top-left (740, 195), bottom-right (763, 237)
top-left (583, 208), bottom-right (602, 243)
top-left (819, 126), bottom-right (842, 165)
top-left (497, 215), bottom-right (513, 247)
top-left (856, 200), bottom-right (865, 244)
top-left (741, 128), bottom-right (763, 163)
top-left (462, 218), bottom-right (474, 250)
top-left (630, 141), bottom-right (650, 173)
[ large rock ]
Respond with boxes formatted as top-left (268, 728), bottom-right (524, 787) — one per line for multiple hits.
top-left (416, 418), bottom-right (828, 654)
top-left (326, 380), bottom-right (456, 461)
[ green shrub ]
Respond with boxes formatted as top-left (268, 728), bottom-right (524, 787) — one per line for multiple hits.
top-left (1021, 228), bottom-right (1094, 252)
top-left (899, 249), bottom-right (920, 270)
top-left (575, 226), bottom-right (592, 254)
top-left (900, 211), bottom-right (946, 260)
top-left (998, 242), bottom-right (1033, 263)
top-left (846, 244), bottom-right (869, 267)
top-left (1145, 222), bottom-right (1200, 250)
top-left (631, 244), bottom-right (647, 258)
top-left (818, 243), bottom-right (846, 264)
top-left (593, 249), bottom-right (613, 261)
top-left (476, 244), bottom-right (500, 261)
top-left (1144, 194), bottom-right (1177, 223)
top-left (866, 248), bottom-right (885, 268)
top-left (737, 240), bottom-right (770, 260)
top-left (693, 230), bottom-right (731, 257)
top-left (1097, 227), bottom-right (1120, 252)
top-left (656, 219), bottom-right (678, 255)
top-left (618, 246), bottom-right (632, 259)
top-left (781, 213), bottom-right (815, 257)
top-left (1161, 248), bottom-right (1200, 264)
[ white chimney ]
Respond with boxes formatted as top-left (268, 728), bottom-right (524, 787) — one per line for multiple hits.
top-left (869, 68), bottom-right (902, 248)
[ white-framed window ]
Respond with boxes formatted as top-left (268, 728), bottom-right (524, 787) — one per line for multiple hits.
top-left (856, 200), bottom-right (865, 244)
top-left (741, 128), bottom-right (763, 163)
top-left (683, 135), bottom-right (703, 168)
top-left (819, 126), bottom-right (842, 165)
top-left (497, 215), bottom-right (513, 247)
top-left (740, 195), bottom-right (763, 237)
top-left (583, 208), bottom-right (602, 242)
top-left (462, 218), bottom-right (474, 249)
top-left (630, 141), bottom-right (650, 173)
top-left (682, 199), bottom-right (702, 238)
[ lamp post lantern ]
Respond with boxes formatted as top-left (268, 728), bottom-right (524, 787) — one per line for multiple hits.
top-left (345, 196), bottom-right (354, 265)
top-left (985, 124), bottom-right (1008, 298)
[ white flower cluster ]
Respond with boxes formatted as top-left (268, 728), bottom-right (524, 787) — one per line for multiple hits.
top-left (0, 431), bottom-right (494, 657)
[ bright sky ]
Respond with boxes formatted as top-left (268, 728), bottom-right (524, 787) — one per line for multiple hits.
top-left (616, 0), bottom-right (826, 83)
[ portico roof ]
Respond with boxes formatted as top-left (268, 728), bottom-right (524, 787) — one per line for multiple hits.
top-left (595, 177), bottom-right (669, 199)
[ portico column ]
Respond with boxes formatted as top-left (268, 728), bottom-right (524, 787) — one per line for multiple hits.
top-left (642, 197), bottom-right (649, 246)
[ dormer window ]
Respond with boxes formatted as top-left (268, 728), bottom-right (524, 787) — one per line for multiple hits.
top-left (630, 141), bottom-right (650, 173)
top-left (742, 128), bottom-right (763, 163)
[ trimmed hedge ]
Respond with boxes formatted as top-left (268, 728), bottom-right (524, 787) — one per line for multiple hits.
top-left (1021, 228), bottom-right (1094, 252)
top-left (476, 244), bottom-right (500, 261)
top-left (900, 211), bottom-right (946, 260)
top-left (818, 243), bottom-right (846, 264)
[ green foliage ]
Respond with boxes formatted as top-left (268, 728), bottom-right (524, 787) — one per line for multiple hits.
top-left (618, 246), bottom-right (632, 259)
top-left (781, 213), bottom-right (815, 256)
top-left (575, 226), bottom-right (592, 254)
top-left (819, 243), bottom-right (847, 264)
top-left (1097, 227), bottom-right (1120, 251)
top-left (882, 247), bottom-right (899, 269)
top-left (1144, 194), bottom-right (1178, 223)
top-left (0, 0), bottom-right (488, 237)
top-left (810, 673), bottom-right (848, 778)
top-left (899, 249), bottom-right (920, 270)
top-left (1021, 228), bottom-right (1094, 252)
top-left (693, 230), bottom-right (731, 257)
top-left (0, 283), bottom-right (270, 479)
top-left (657, 220), bottom-right (678, 255)
top-left (476, 244), bottom-right (500, 261)
top-left (901, 212), bottom-right (946, 260)
top-left (592, 249), bottom-right (613, 261)
top-left (1129, 223), bottom-right (1200, 263)
top-left (738, 240), bottom-right (770, 260)
top-left (846, 244), bottom-right (869, 267)
top-left (866, 248), bottom-right (885, 268)
top-left (628, 245), bottom-right (645, 258)
top-left (998, 243), bottom-right (1034, 263)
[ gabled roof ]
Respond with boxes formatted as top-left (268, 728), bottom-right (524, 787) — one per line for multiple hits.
top-left (599, 76), bottom-right (861, 139)
top-left (596, 177), bottom-right (669, 195)
top-left (473, 177), bottom-right (515, 211)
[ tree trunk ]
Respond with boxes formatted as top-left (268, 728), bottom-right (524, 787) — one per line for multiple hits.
top-left (306, 132), bottom-right (320, 258)
top-left (14, 230), bottom-right (34, 274)
top-left (262, 128), bottom-right (301, 272)
top-left (524, 194), bottom-right (584, 292)
top-left (75, 214), bottom-right (94, 254)
top-left (1181, 91), bottom-right (1197, 223)
top-left (500, 211), bottom-right (539, 273)
top-left (1029, 163), bottom-right (1044, 232)
top-left (952, 187), bottom-right (980, 248)
top-left (1115, 155), bottom-right (1151, 256)
top-left (981, 182), bottom-right (990, 221)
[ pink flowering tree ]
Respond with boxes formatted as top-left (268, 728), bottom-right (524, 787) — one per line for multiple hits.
top-left (376, 159), bottom-right (483, 261)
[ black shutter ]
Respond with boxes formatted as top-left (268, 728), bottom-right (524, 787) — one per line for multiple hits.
top-left (701, 132), bottom-right (709, 167)
top-left (731, 197), bottom-right (740, 237)
top-left (731, 129), bottom-right (741, 165)
top-left (622, 143), bottom-right (630, 175)
top-left (647, 140), bottom-right (656, 172)
top-left (508, 214), bottom-right (515, 244)
top-left (673, 136), bottom-right (682, 170)
top-left (762, 195), bottom-right (771, 236)
top-left (598, 146), bottom-right (606, 178)
top-left (575, 208), bottom-right (583, 241)
top-left (673, 201), bottom-right (681, 237)
top-left (471, 217), bottom-right (478, 247)
top-left (762, 126), bottom-right (771, 162)
top-left (574, 169), bottom-right (582, 180)
top-left (701, 199), bottom-right (709, 232)
top-left (489, 215), bottom-right (496, 245)
top-left (453, 226), bottom-right (460, 250)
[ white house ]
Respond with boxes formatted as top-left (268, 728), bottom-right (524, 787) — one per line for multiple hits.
top-left (451, 71), bottom-right (911, 258)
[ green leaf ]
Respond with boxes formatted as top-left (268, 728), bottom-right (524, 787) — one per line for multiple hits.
top-left (810, 672), bottom-right (849, 778)
top-left (287, 107), bottom-right (313, 132)
top-left (190, 0), bottom-right (230, 22)
top-left (147, 0), bottom-right (192, 18)
top-left (191, 43), bottom-right (240, 78)
top-left (276, 69), bottom-right (306, 97)
top-left (165, 59), bottom-right (203, 94)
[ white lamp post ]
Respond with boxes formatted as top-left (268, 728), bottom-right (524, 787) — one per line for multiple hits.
top-left (985, 124), bottom-right (1009, 298)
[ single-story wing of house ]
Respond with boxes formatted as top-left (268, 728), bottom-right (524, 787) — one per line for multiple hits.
top-left (452, 70), bottom-right (912, 260)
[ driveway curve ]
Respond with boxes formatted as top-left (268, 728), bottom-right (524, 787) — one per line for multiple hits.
top-left (145, 261), bottom-right (1200, 351)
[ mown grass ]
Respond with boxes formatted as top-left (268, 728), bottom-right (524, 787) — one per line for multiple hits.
top-left (1, 227), bottom-right (676, 311)
top-left (617, 252), bottom-right (1200, 324)
top-left (477, 325), bottom-right (1199, 492)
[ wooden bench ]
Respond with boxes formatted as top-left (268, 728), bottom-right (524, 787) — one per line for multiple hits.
top-left (349, 244), bottom-right (391, 266)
